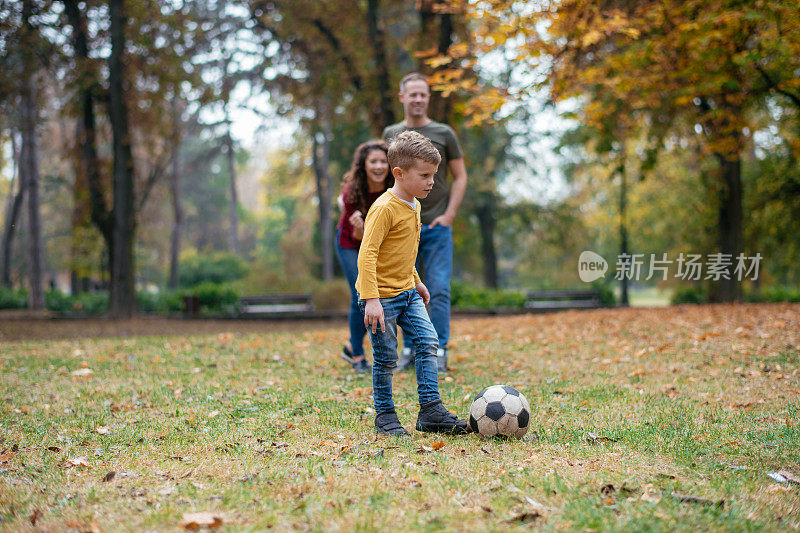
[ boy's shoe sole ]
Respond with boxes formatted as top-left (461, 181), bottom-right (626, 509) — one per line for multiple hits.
top-left (415, 420), bottom-right (470, 434)
top-left (375, 427), bottom-right (410, 436)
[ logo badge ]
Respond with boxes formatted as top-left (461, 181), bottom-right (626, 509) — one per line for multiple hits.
top-left (578, 251), bottom-right (608, 283)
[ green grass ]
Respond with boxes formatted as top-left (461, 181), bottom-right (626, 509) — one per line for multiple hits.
top-left (1, 304), bottom-right (799, 531)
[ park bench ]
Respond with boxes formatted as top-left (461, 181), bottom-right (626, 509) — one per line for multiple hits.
top-left (237, 294), bottom-right (314, 317)
top-left (524, 289), bottom-right (602, 311)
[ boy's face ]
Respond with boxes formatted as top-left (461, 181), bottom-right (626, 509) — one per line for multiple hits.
top-left (399, 80), bottom-right (430, 119)
top-left (394, 160), bottom-right (438, 199)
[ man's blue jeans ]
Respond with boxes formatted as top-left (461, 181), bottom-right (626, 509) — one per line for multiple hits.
top-left (334, 228), bottom-right (367, 357)
top-left (359, 289), bottom-right (440, 412)
top-left (414, 224), bottom-right (453, 349)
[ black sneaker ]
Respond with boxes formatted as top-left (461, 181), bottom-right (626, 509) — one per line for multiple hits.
top-left (352, 359), bottom-right (371, 373)
top-left (396, 346), bottom-right (415, 372)
top-left (415, 399), bottom-right (470, 434)
top-left (375, 410), bottom-right (409, 436)
top-left (340, 345), bottom-right (355, 364)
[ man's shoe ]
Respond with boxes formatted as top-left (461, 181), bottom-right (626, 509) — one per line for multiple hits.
top-left (436, 347), bottom-right (448, 373)
top-left (396, 346), bottom-right (415, 372)
top-left (340, 345), bottom-right (355, 365)
top-left (375, 410), bottom-right (409, 436)
top-left (352, 359), bottom-right (371, 373)
top-left (416, 399), bottom-right (470, 434)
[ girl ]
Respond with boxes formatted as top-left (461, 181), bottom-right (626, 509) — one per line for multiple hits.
top-left (335, 140), bottom-right (393, 372)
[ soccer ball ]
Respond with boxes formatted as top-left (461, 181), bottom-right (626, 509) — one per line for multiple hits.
top-left (469, 385), bottom-right (531, 439)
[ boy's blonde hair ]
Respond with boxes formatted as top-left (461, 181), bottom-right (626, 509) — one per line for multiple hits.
top-left (387, 131), bottom-right (441, 171)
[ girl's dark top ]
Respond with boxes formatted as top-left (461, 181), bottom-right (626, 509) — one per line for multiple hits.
top-left (337, 185), bottom-right (384, 249)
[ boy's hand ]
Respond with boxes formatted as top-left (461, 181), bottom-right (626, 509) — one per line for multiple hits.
top-left (415, 283), bottom-right (430, 305)
top-left (364, 298), bottom-right (385, 334)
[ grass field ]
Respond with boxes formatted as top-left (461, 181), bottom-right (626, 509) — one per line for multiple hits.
top-left (2, 303), bottom-right (799, 531)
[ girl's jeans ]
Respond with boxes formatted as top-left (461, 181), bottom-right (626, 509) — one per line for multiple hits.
top-left (334, 228), bottom-right (367, 357)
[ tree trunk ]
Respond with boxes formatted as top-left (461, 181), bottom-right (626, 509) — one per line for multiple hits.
top-left (65, 0), bottom-right (110, 293)
top-left (618, 161), bottom-right (629, 306)
top-left (169, 97), bottom-right (183, 289)
top-left (417, 1), bottom-right (453, 122)
top-left (312, 107), bottom-right (334, 281)
top-left (108, 0), bottom-right (137, 318)
top-left (715, 153), bottom-right (743, 302)
top-left (474, 198), bottom-right (498, 288)
top-left (366, 0), bottom-right (395, 132)
top-left (21, 0), bottom-right (45, 309)
top-left (224, 123), bottom-right (239, 254)
top-left (1, 132), bottom-right (24, 288)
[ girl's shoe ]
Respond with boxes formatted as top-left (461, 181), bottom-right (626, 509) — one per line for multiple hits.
top-left (341, 345), bottom-right (355, 364)
top-left (352, 359), bottom-right (372, 373)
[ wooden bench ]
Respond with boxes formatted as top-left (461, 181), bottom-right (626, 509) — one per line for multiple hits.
top-left (238, 294), bottom-right (314, 317)
top-left (524, 289), bottom-right (602, 311)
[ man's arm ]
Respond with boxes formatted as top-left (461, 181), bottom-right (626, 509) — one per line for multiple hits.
top-left (428, 157), bottom-right (467, 228)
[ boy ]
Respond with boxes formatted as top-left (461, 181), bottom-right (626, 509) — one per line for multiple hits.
top-left (356, 131), bottom-right (469, 436)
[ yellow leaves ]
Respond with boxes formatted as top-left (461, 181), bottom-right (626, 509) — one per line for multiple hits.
top-left (425, 56), bottom-right (453, 69)
top-left (581, 30), bottom-right (603, 47)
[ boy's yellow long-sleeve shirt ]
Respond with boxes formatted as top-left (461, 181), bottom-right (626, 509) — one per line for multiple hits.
top-left (355, 191), bottom-right (422, 300)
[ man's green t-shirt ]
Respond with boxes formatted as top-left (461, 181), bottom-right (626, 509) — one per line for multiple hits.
top-left (382, 120), bottom-right (463, 225)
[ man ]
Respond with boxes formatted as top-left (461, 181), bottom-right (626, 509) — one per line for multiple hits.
top-left (382, 72), bottom-right (468, 373)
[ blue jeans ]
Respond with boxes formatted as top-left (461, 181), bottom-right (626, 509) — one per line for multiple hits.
top-left (359, 289), bottom-right (440, 412)
top-left (414, 224), bottom-right (453, 349)
top-left (335, 228), bottom-right (367, 357)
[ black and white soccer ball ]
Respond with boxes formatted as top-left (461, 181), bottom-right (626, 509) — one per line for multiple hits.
top-left (469, 385), bottom-right (531, 439)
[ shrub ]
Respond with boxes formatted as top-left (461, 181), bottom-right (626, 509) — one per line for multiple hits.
top-left (137, 290), bottom-right (185, 314)
top-left (184, 281), bottom-right (239, 312)
top-left (45, 290), bottom-right (108, 314)
top-left (451, 281), bottom-right (527, 309)
top-left (0, 287), bottom-right (28, 310)
top-left (179, 252), bottom-right (248, 287)
top-left (671, 285), bottom-right (706, 304)
top-left (745, 286), bottom-right (800, 303)
top-left (592, 282), bottom-right (617, 307)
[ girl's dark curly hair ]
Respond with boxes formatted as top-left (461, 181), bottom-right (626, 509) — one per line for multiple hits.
top-left (342, 140), bottom-right (393, 215)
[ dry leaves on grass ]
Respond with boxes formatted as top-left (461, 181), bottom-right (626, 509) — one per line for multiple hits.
top-left (66, 456), bottom-right (91, 468)
top-left (586, 432), bottom-right (618, 445)
top-left (179, 512), bottom-right (224, 530)
top-left (71, 368), bottom-right (93, 378)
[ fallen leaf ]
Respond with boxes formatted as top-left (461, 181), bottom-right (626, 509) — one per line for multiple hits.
top-left (179, 511), bottom-right (223, 530)
top-left (29, 509), bottom-right (41, 525)
top-left (47, 446), bottom-right (60, 453)
top-left (505, 511), bottom-right (541, 524)
top-left (767, 472), bottom-right (788, 483)
top-left (67, 456), bottom-right (92, 468)
top-left (431, 440), bottom-right (445, 451)
top-left (600, 483), bottom-right (615, 496)
top-left (671, 492), bottom-right (724, 508)
top-left (586, 432), bottom-right (618, 445)
top-left (641, 483), bottom-right (661, 504)
top-left (766, 484), bottom-right (793, 494)
top-left (777, 470), bottom-right (800, 485)
top-left (102, 471), bottom-right (116, 482)
top-left (96, 426), bottom-right (110, 435)
top-left (418, 444), bottom-right (434, 454)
